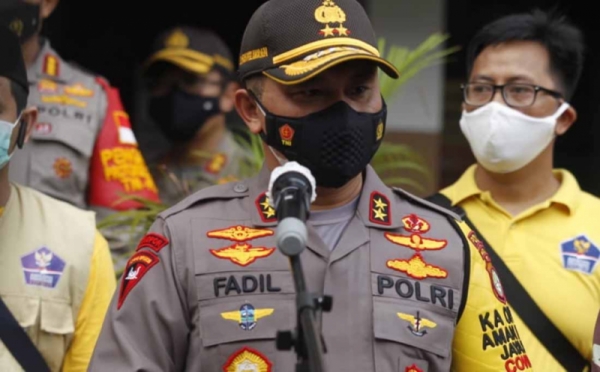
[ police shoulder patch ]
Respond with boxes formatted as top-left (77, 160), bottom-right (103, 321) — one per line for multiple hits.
top-left (118, 251), bottom-right (159, 309)
top-left (136, 232), bottom-right (169, 253)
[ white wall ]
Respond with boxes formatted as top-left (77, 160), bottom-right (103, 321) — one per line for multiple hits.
top-left (370, 0), bottom-right (446, 134)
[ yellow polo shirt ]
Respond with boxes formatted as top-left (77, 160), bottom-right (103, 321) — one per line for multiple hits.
top-left (441, 164), bottom-right (600, 371)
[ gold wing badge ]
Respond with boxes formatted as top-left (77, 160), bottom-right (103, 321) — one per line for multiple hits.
top-left (208, 226), bottom-right (276, 267)
top-left (397, 311), bottom-right (437, 337)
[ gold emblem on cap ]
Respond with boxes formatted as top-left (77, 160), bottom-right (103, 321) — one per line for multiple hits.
top-left (315, 0), bottom-right (349, 37)
top-left (165, 29), bottom-right (189, 48)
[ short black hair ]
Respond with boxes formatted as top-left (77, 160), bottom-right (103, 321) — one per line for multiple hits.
top-left (467, 9), bottom-right (585, 100)
top-left (10, 80), bottom-right (27, 114)
top-left (244, 75), bottom-right (264, 99)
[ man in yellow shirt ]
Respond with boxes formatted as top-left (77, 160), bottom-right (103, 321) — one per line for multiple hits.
top-left (429, 9), bottom-right (597, 371)
top-left (0, 26), bottom-right (116, 372)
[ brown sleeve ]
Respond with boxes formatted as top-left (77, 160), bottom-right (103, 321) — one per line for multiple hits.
top-left (88, 217), bottom-right (192, 371)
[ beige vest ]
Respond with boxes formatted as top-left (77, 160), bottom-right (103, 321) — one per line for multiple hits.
top-left (0, 184), bottom-right (95, 371)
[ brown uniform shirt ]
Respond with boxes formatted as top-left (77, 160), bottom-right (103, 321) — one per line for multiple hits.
top-left (90, 165), bottom-right (533, 371)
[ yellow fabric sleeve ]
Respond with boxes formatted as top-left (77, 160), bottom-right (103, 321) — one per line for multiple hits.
top-left (451, 220), bottom-right (534, 372)
top-left (62, 231), bottom-right (117, 371)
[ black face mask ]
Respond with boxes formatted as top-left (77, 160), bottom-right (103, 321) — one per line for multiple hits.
top-left (149, 89), bottom-right (221, 142)
top-left (0, 3), bottom-right (40, 43)
top-left (254, 95), bottom-right (387, 188)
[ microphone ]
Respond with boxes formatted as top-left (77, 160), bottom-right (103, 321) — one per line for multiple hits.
top-left (267, 161), bottom-right (317, 257)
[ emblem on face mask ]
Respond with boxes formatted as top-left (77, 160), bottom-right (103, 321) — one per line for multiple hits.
top-left (279, 124), bottom-right (294, 146)
top-left (315, 0), bottom-right (349, 37)
top-left (221, 304), bottom-right (274, 331)
top-left (398, 311), bottom-right (437, 337)
top-left (223, 347), bottom-right (272, 372)
top-left (9, 18), bottom-right (24, 37)
top-left (208, 225), bottom-right (276, 266)
top-left (376, 121), bottom-right (384, 141)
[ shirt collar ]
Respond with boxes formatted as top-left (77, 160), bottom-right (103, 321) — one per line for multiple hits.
top-left (444, 164), bottom-right (581, 214)
top-left (248, 164), bottom-right (403, 229)
top-left (443, 164), bottom-right (481, 206)
top-left (28, 39), bottom-right (73, 83)
top-left (549, 169), bottom-right (581, 214)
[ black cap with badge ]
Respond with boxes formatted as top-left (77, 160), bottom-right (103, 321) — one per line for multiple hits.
top-left (145, 26), bottom-right (234, 78)
top-left (238, 0), bottom-right (400, 84)
top-left (0, 25), bottom-right (29, 95)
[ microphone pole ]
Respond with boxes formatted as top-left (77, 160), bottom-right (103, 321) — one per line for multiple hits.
top-left (268, 162), bottom-right (331, 372)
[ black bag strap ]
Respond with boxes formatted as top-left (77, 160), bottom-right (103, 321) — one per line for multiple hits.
top-left (0, 297), bottom-right (51, 372)
top-left (426, 192), bottom-right (589, 372)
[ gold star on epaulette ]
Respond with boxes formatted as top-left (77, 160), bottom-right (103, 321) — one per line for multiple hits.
top-left (369, 191), bottom-right (391, 225)
top-left (255, 192), bottom-right (277, 223)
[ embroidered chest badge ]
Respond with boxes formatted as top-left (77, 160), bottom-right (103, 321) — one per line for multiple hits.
top-left (385, 214), bottom-right (448, 280)
top-left (221, 303), bottom-right (274, 331)
top-left (224, 347), bottom-right (272, 372)
top-left (398, 311), bottom-right (437, 337)
top-left (208, 225), bottom-right (275, 267)
top-left (561, 235), bottom-right (600, 275)
top-left (21, 247), bottom-right (66, 289)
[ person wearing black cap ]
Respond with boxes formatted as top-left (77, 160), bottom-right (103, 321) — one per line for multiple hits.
top-left (0, 0), bottom-right (161, 260)
top-left (0, 26), bottom-right (116, 372)
top-left (134, 26), bottom-right (254, 206)
top-left (89, 1), bottom-right (530, 371)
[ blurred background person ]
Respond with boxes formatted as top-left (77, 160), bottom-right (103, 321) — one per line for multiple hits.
top-left (0, 25), bottom-right (115, 372)
top-left (133, 26), bottom-right (255, 206)
top-left (0, 0), bottom-right (161, 274)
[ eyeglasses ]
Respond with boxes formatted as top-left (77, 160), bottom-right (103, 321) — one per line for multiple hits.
top-left (461, 82), bottom-right (563, 108)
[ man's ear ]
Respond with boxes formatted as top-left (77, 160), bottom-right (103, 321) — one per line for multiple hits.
top-left (19, 106), bottom-right (38, 146)
top-left (555, 105), bottom-right (577, 136)
top-left (219, 80), bottom-right (239, 113)
top-left (40, 0), bottom-right (60, 20)
top-left (234, 89), bottom-right (264, 135)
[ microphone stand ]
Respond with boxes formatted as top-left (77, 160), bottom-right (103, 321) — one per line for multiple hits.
top-left (273, 186), bottom-right (331, 372)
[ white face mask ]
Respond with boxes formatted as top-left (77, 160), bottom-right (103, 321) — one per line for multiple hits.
top-left (459, 101), bottom-right (570, 174)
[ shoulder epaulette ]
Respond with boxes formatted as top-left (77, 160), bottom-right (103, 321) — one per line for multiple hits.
top-left (392, 186), bottom-right (462, 221)
top-left (159, 182), bottom-right (249, 220)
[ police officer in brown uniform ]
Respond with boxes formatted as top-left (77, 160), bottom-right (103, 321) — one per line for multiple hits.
top-left (0, 0), bottom-right (159, 214)
top-left (90, 0), bottom-right (533, 371)
top-left (136, 26), bottom-right (255, 206)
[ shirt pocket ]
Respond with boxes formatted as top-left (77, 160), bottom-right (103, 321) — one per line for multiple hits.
top-left (0, 296), bottom-right (74, 372)
top-left (39, 300), bottom-right (75, 372)
top-left (373, 297), bottom-right (454, 372)
top-left (28, 120), bottom-right (96, 208)
top-left (197, 295), bottom-right (296, 372)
